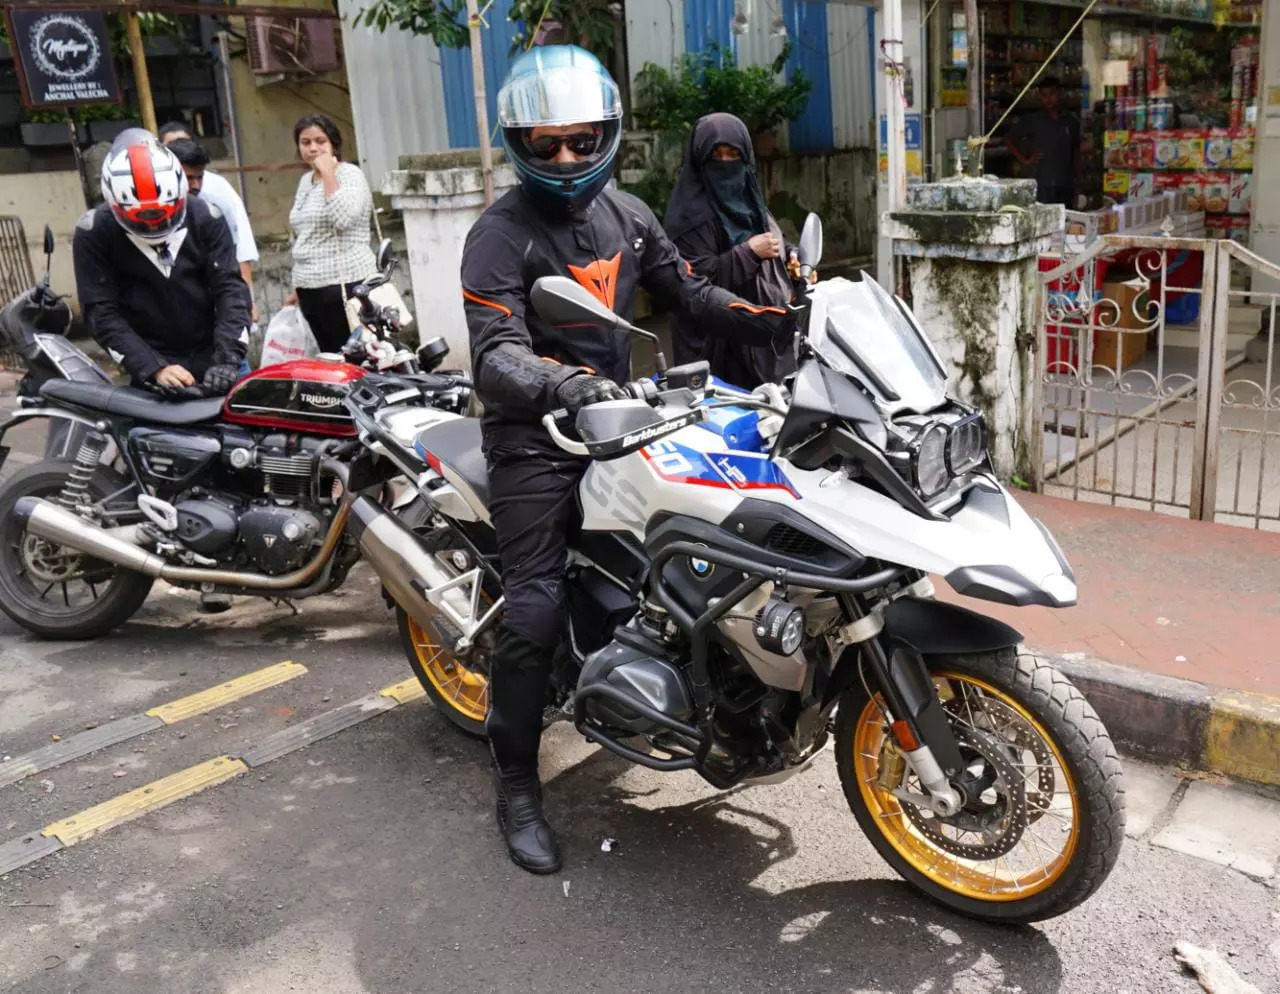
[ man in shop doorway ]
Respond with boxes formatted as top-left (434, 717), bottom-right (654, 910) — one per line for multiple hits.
top-left (159, 123), bottom-right (260, 323)
top-left (1009, 76), bottom-right (1080, 208)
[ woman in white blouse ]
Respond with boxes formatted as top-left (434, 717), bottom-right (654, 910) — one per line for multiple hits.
top-left (285, 114), bottom-right (376, 352)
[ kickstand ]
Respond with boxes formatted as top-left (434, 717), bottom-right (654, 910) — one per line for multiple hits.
top-left (272, 597), bottom-right (300, 616)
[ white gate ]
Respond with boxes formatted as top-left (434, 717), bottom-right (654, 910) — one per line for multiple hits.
top-left (1034, 235), bottom-right (1280, 530)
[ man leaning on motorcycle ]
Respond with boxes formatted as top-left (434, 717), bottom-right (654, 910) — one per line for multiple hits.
top-left (461, 46), bottom-right (797, 874)
top-left (72, 130), bottom-right (251, 395)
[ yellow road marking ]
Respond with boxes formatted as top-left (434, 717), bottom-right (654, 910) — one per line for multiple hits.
top-left (41, 756), bottom-right (247, 846)
top-left (379, 677), bottom-right (426, 704)
top-left (146, 661), bottom-right (307, 724)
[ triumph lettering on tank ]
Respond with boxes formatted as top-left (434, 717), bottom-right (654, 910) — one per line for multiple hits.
top-left (300, 392), bottom-right (342, 410)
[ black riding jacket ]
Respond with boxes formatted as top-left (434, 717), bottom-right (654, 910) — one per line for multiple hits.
top-left (72, 198), bottom-right (250, 382)
top-left (461, 186), bottom-right (792, 429)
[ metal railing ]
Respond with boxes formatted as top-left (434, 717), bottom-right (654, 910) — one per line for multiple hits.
top-left (1034, 234), bottom-right (1280, 530)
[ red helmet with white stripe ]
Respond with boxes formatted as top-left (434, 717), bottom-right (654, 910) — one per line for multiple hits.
top-left (100, 138), bottom-right (187, 244)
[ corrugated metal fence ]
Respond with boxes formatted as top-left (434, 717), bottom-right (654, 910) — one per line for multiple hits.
top-left (341, 0), bottom-right (875, 181)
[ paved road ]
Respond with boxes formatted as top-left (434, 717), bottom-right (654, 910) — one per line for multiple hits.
top-left (0, 379), bottom-right (1278, 994)
top-left (1, 580), bottom-right (1278, 994)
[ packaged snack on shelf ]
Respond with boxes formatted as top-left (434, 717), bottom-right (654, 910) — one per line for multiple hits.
top-left (1228, 128), bottom-right (1254, 169)
top-left (1229, 217), bottom-right (1251, 243)
top-left (1177, 130), bottom-right (1205, 170)
top-left (1153, 172), bottom-right (1181, 196)
top-left (1152, 130), bottom-right (1180, 169)
top-left (1104, 130), bottom-right (1130, 168)
top-left (1205, 215), bottom-right (1230, 239)
top-left (1128, 172), bottom-right (1155, 199)
top-left (1104, 171), bottom-right (1132, 199)
top-left (1202, 172), bottom-right (1231, 213)
top-left (1204, 129), bottom-right (1231, 169)
top-left (1229, 173), bottom-right (1253, 214)
top-left (1180, 173), bottom-right (1205, 212)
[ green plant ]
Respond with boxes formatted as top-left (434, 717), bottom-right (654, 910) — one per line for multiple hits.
top-left (357, 0), bottom-right (616, 60)
top-left (355, 0), bottom-right (469, 49)
top-left (24, 110), bottom-right (68, 126)
top-left (507, 0), bottom-right (616, 57)
top-left (632, 44), bottom-right (811, 136)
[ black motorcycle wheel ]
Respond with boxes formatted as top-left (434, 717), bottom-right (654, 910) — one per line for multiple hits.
top-left (0, 462), bottom-right (154, 639)
top-left (835, 647), bottom-right (1125, 924)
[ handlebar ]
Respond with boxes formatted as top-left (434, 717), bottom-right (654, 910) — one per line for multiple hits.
top-left (541, 410), bottom-right (590, 457)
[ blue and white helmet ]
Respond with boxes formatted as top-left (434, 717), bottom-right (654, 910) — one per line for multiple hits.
top-left (497, 46), bottom-right (622, 212)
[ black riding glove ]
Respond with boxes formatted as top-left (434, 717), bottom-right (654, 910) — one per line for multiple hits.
top-left (202, 363), bottom-right (240, 395)
top-left (555, 372), bottom-right (627, 415)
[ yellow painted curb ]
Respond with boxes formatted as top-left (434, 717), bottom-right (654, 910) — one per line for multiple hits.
top-left (146, 661), bottom-right (307, 724)
top-left (380, 677), bottom-right (427, 704)
top-left (41, 756), bottom-right (248, 846)
top-left (1205, 692), bottom-right (1280, 788)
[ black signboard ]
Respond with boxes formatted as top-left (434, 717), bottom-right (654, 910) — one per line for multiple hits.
top-left (5, 9), bottom-right (122, 109)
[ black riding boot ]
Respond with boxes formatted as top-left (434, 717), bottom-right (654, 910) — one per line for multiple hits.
top-left (487, 627), bottom-right (562, 874)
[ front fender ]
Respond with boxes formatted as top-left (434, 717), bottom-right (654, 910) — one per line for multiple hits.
top-left (882, 595), bottom-right (1022, 655)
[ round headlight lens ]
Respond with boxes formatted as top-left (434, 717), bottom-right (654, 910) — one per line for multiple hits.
top-left (915, 424), bottom-right (949, 497)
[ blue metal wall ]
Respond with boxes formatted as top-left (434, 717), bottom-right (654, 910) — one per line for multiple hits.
top-left (682, 0), bottom-right (736, 58)
top-left (782, 0), bottom-right (834, 151)
top-left (441, 0), bottom-right (522, 148)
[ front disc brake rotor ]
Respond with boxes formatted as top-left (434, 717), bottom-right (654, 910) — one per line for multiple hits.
top-left (899, 727), bottom-right (1029, 860)
top-left (943, 695), bottom-right (1056, 825)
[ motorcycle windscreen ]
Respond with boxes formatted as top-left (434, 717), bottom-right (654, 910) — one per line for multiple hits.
top-left (808, 276), bottom-right (947, 415)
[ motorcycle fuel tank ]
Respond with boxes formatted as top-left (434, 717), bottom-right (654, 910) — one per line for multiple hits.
top-left (222, 359), bottom-right (365, 437)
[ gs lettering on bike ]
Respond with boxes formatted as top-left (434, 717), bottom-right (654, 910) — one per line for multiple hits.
top-left (581, 459), bottom-right (647, 530)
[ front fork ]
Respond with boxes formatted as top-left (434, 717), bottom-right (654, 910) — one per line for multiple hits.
top-left (859, 637), bottom-right (965, 817)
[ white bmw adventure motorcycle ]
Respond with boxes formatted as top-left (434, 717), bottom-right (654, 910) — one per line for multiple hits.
top-left (305, 216), bottom-right (1123, 922)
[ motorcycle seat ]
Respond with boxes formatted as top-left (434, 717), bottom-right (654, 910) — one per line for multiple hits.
top-left (415, 418), bottom-right (489, 509)
top-left (40, 380), bottom-right (225, 426)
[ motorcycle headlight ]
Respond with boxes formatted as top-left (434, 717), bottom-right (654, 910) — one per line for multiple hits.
top-left (913, 423), bottom-right (949, 498)
top-left (947, 414), bottom-right (985, 475)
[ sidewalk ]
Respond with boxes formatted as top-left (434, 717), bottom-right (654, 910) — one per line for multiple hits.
top-left (937, 490), bottom-right (1280, 696)
top-left (937, 490), bottom-right (1280, 785)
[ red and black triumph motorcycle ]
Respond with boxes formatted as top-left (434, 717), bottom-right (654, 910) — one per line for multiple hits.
top-left (0, 230), bottom-right (469, 638)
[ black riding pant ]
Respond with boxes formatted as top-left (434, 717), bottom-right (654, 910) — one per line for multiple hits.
top-left (482, 425), bottom-right (586, 774)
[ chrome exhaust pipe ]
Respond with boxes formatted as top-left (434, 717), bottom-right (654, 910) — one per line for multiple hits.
top-left (346, 495), bottom-right (477, 635)
top-left (16, 497), bottom-right (167, 576)
top-left (14, 496), bottom-right (352, 590)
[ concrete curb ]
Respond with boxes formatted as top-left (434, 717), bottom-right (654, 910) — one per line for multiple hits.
top-left (1044, 650), bottom-right (1280, 788)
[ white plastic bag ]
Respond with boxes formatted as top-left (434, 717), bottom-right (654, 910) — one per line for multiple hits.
top-left (258, 305), bottom-right (317, 368)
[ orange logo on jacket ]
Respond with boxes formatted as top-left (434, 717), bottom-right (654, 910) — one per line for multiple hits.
top-left (567, 252), bottom-right (622, 311)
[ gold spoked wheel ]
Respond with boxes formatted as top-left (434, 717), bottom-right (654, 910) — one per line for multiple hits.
top-left (398, 610), bottom-right (491, 736)
top-left (835, 650), bottom-right (1123, 923)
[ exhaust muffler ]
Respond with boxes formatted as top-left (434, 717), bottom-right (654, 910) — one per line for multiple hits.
top-left (14, 496), bottom-right (350, 590)
top-left (347, 496), bottom-right (480, 638)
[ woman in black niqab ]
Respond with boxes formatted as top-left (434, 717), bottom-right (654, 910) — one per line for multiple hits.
top-left (663, 112), bottom-right (797, 389)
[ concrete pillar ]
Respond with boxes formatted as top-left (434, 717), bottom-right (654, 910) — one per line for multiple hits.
top-left (881, 177), bottom-right (1064, 481)
top-left (1253, 0), bottom-right (1280, 289)
top-left (383, 151), bottom-right (519, 373)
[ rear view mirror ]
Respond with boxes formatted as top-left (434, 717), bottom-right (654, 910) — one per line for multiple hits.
top-left (531, 276), bottom-right (667, 372)
top-left (376, 237), bottom-right (394, 273)
top-left (531, 276), bottom-right (623, 331)
top-left (798, 214), bottom-right (823, 269)
top-left (42, 225), bottom-right (54, 257)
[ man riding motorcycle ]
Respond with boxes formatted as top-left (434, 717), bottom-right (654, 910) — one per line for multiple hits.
top-left (462, 45), bottom-right (796, 874)
top-left (73, 131), bottom-right (250, 393)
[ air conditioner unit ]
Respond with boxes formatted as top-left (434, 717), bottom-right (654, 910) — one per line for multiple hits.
top-left (245, 16), bottom-right (341, 76)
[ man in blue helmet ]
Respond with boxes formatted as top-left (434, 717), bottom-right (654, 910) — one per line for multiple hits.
top-left (461, 45), bottom-right (795, 874)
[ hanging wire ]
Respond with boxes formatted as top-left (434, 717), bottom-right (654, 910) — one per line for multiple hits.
top-left (971, 0), bottom-right (1100, 150)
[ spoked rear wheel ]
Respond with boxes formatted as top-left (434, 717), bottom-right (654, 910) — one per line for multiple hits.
top-left (393, 522), bottom-right (495, 738)
top-left (0, 462), bottom-right (153, 639)
top-left (397, 607), bottom-right (491, 736)
top-left (835, 648), bottom-right (1124, 924)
